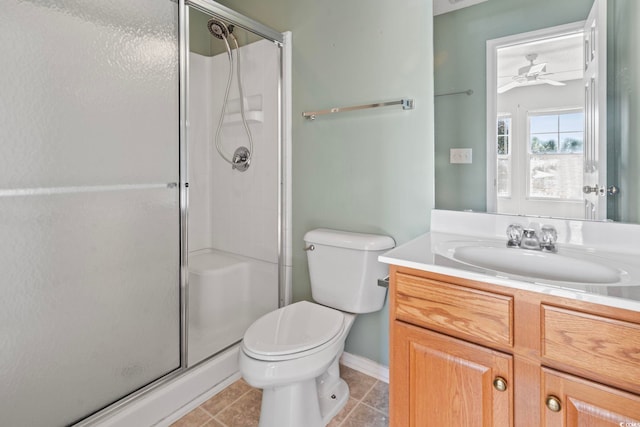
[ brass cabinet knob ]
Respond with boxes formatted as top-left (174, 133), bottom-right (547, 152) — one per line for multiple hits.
top-left (545, 395), bottom-right (562, 412)
top-left (493, 376), bottom-right (508, 392)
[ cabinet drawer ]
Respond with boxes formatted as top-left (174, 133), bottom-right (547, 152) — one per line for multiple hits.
top-left (542, 305), bottom-right (640, 394)
top-left (394, 273), bottom-right (513, 347)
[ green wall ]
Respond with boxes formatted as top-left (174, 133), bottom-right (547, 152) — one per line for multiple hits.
top-left (217, 0), bottom-right (434, 365)
top-left (434, 0), bottom-right (594, 212)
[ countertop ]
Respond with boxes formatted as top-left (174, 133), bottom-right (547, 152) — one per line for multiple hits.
top-left (380, 231), bottom-right (640, 313)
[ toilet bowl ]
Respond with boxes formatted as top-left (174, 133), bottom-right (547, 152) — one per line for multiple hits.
top-left (238, 228), bottom-right (394, 427)
top-left (239, 301), bottom-right (355, 427)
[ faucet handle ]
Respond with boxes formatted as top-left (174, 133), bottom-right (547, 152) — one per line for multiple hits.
top-left (506, 223), bottom-right (524, 247)
top-left (540, 225), bottom-right (557, 242)
top-left (540, 225), bottom-right (558, 252)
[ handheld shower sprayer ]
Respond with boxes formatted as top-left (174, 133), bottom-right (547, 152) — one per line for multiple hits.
top-left (207, 18), bottom-right (254, 172)
top-left (207, 19), bottom-right (233, 39)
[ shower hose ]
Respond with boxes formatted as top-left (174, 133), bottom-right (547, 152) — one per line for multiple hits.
top-left (214, 33), bottom-right (254, 170)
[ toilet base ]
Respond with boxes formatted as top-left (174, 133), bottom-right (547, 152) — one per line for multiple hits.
top-left (317, 377), bottom-right (349, 424)
top-left (257, 356), bottom-right (349, 427)
top-left (316, 358), bottom-right (349, 424)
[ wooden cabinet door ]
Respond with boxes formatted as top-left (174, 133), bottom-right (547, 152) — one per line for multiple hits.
top-left (542, 368), bottom-right (640, 426)
top-left (391, 321), bottom-right (513, 427)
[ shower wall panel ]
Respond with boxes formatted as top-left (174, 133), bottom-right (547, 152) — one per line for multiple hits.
top-left (0, 1), bottom-right (180, 426)
top-left (208, 40), bottom-right (280, 264)
top-left (189, 39), bottom-right (280, 263)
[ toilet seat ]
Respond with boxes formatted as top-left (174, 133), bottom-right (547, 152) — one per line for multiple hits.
top-left (242, 301), bottom-right (345, 361)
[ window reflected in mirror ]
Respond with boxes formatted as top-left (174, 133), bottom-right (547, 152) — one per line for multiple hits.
top-left (489, 22), bottom-right (589, 219)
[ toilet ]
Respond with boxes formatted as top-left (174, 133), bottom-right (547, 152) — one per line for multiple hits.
top-left (239, 228), bottom-right (395, 427)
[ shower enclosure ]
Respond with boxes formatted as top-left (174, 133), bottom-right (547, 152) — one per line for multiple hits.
top-left (0, 1), bottom-right (290, 426)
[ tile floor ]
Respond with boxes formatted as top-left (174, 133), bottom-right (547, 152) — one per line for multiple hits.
top-left (170, 365), bottom-right (389, 427)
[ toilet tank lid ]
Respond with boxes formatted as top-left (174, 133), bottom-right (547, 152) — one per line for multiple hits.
top-left (304, 228), bottom-right (395, 251)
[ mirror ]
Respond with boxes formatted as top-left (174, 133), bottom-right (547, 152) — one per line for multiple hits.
top-left (434, 0), bottom-right (640, 223)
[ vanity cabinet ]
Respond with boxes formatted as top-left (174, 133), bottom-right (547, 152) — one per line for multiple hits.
top-left (389, 266), bottom-right (640, 427)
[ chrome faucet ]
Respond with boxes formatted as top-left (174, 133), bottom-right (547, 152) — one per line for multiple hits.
top-left (520, 228), bottom-right (541, 250)
top-left (506, 223), bottom-right (557, 252)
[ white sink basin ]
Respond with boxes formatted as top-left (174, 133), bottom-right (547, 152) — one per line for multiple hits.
top-left (452, 245), bottom-right (621, 284)
top-left (431, 238), bottom-right (632, 286)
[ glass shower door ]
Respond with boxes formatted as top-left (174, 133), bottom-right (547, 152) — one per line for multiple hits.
top-left (0, 1), bottom-right (181, 426)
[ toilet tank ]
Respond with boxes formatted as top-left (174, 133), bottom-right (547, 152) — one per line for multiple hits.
top-left (304, 228), bottom-right (395, 313)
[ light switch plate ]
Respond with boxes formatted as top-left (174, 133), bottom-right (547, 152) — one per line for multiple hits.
top-left (450, 148), bottom-right (472, 164)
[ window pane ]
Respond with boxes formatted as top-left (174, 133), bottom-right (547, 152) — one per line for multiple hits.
top-left (530, 134), bottom-right (557, 153)
top-left (530, 115), bottom-right (558, 133)
top-left (559, 112), bottom-right (584, 132)
top-left (505, 117), bottom-right (511, 134)
top-left (529, 154), bottom-right (583, 199)
top-left (497, 117), bottom-right (510, 155)
top-left (497, 158), bottom-right (510, 196)
top-left (498, 119), bottom-right (506, 135)
top-left (498, 135), bottom-right (509, 155)
top-left (498, 117), bottom-right (511, 135)
top-left (560, 132), bottom-right (584, 153)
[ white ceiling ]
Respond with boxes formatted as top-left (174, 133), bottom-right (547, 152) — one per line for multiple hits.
top-left (433, 0), bottom-right (488, 16)
top-left (497, 32), bottom-right (584, 87)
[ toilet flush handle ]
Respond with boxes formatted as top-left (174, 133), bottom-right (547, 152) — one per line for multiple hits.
top-left (377, 276), bottom-right (389, 288)
top-left (304, 244), bottom-right (315, 251)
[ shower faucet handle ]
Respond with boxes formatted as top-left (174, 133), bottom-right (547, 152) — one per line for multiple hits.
top-left (231, 146), bottom-right (251, 172)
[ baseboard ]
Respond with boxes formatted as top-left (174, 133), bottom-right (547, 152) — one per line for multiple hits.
top-left (340, 352), bottom-right (389, 383)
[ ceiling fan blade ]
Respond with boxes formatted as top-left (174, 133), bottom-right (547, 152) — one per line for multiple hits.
top-left (527, 63), bottom-right (547, 75)
top-left (517, 62), bottom-right (547, 76)
top-left (538, 78), bottom-right (566, 87)
top-left (497, 80), bottom-right (520, 94)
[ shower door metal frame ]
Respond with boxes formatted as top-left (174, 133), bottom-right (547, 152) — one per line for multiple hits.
top-left (186, 0), bottom-right (284, 44)
top-left (76, 0), bottom-right (289, 424)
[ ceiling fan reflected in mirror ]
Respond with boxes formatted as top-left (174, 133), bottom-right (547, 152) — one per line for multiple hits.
top-left (498, 53), bottom-right (566, 94)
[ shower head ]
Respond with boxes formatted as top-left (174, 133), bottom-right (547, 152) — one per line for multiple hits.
top-left (207, 19), bottom-right (232, 39)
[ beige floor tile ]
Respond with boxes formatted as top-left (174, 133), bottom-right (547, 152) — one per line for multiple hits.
top-left (362, 381), bottom-right (389, 415)
top-left (173, 366), bottom-right (389, 427)
top-left (326, 397), bottom-right (358, 427)
top-left (202, 419), bottom-right (224, 427)
top-left (215, 388), bottom-right (262, 427)
top-left (340, 365), bottom-right (377, 401)
top-left (200, 379), bottom-right (253, 416)
top-left (340, 403), bottom-right (388, 427)
top-left (170, 407), bottom-right (212, 427)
